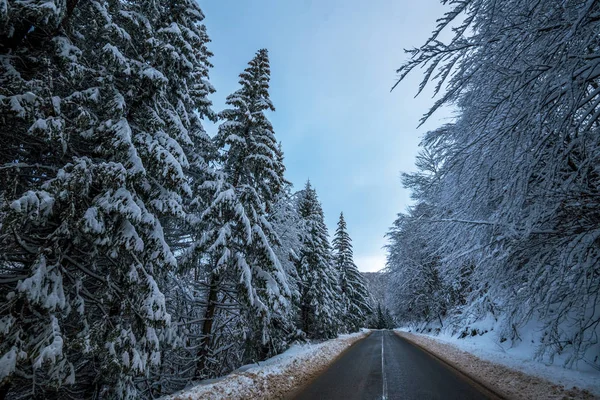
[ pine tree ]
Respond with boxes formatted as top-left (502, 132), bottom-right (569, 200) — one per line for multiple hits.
top-left (0, 1), bottom-right (215, 397)
top-left (214, 48), bottom-right (285, 204)
top-left (186, 49), bottom-right (292, 378)
top-left (384, 307), bottom-right (396, 329)
top-left (332, 212), bottom-right (372, 332)
top-left (295, 181), bottom-right (341, 339)
top-left (371, 303), bottom-right (394, 330)
top-left (268, 184), bottom-right (303, 344)
top-left (142, 2), bottom-right (219, 394)
top-left (376, 304), bottom-right (386, 329)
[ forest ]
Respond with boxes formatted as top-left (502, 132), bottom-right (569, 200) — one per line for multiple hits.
top-left (2, 0), bottom-right (600, 398)
top-left (385, 0), bottom-right (600, 372)
top-left (0, 1), bottom-right (372, 398)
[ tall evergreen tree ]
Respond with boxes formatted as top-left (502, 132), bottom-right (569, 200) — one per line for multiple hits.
top-left (333, 213), bottom-right (372, 332)
top-left (376, 304), bottom-right (387, 329)
top-left (371, 303), bottom-right (395, 330)
top-left (186, 49), bottom-right (291, 378)
top-left (268, 184), bottom-right (303, 345)
top-left (0, 3), bottom-right (362, 397)
top-left (295, 181), bottom-right (341, 339)
top-left (214, 48), bottom-right (285, 204)
top-left (0, 1), bottom-right (215, 397)
top-left (141, 2), bottom-right (219, 394)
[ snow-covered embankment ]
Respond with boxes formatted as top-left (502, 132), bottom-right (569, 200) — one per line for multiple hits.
top-left (163, 330), bottom-right (369, 400)
top-left (395, 330), bottom-right (599, 400)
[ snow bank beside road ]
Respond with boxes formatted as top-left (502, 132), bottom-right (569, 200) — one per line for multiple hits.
top-left (163, 330), bottom-right (369, 400)
top-left (396, 330), bottom-right (599, 399)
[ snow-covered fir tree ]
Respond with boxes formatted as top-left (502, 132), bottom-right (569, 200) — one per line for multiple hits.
top-left (268, 184), bottom-right (304, 341)
top-left (0, 1), bottom-right (216, 398)
top-left (370, 303), bottom-right (395, 330)
top-left (295, 181), bottom-right (342, 339)
top-left (332, 213), bottom-right (372, 332)
top-left (0, 2), bottom-right (368, 397)
top-left (184, 49), bottom-right (292, 379)
top-left (214, 48), bottom-right (286, 205)
top-left (140, 2), bottom-right (220, 395)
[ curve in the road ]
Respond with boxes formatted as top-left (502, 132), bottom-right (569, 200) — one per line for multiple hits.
top-left (291, 330), bottom-right (496, 400)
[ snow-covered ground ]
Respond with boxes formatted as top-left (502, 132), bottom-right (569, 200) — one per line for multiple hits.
top-left (396, 328), bottom-right (600, 399)
top-left (161, 330), bottom-right (369, 400)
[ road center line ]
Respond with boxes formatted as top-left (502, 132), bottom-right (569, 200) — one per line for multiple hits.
top-left (381, 332), bottom-right (388, 400)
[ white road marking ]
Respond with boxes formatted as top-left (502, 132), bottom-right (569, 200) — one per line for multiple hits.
top-left (382, 332), bottom-right (388, 400)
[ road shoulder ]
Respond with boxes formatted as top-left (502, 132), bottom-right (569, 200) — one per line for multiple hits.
top-left (162, 331), bottom-right (370, 400)
top-left (395, 331), bottom-right (598, 400)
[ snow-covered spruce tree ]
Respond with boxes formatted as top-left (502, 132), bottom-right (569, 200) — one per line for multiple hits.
top-left (185, 49), bottom-right (292, 379)
top-left (0, 3), bottom-right (79, 398)
top-left (370, 303), bottom-right (395, 330)
top-left (295, 181), bottom-right (342, 339)
top-left (215, 48), bottom-right (286, 206)
top-left (392, 0), bottom-right (600, 367)
top-left (375, 304), bottom-right (386, 329)
top-left (137, 2), bottom-right (219, 395)
top-left (268, 183), bottom-right (303, 341)
top-left (0, 1), bottom-right (215, 397)
top-left (332, 212), bottom-right (372, 332)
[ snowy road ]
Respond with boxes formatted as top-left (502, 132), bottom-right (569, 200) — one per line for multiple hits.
top-left (292, 330), bottom-right (496, 400)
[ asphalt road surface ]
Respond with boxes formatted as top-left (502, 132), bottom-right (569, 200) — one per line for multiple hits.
top-left (292, 330), bottom-right (493, 400)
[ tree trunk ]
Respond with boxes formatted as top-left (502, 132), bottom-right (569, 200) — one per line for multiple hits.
top-left (195, 272), bottom-right (220, 379)
top-left (0, 381), bottom-right (11, 400)
top-left (301, 303), bottom-right (310, 335)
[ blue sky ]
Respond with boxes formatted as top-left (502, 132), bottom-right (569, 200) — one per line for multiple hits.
top-left (200, 0), bottom-right (451, 272)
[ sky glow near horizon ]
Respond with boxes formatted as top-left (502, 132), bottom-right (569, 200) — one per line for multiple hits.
top-left (200, 0), bottom-right (452, 272)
